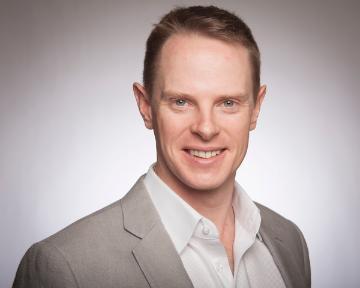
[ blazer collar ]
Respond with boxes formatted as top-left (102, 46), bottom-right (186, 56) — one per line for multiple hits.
top-left (121, 176), bottom-right (194, 288)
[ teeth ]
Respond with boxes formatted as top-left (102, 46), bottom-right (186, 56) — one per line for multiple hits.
top-left (189, 149), bottom-right (221, 159)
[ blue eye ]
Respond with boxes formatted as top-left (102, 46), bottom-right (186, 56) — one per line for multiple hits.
top-left (223, 100), bottom-right (234, 107)
top-left (175, 99), bottom-right (187, 106)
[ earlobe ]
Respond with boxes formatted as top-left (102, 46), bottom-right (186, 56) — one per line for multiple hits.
top-left (133, 82), bottom-right (153, 129)
top-left (250, 85), bottom-right (266, 131)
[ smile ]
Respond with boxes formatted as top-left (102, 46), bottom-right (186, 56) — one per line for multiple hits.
top-left (189, 149), bottom-right (222, 159)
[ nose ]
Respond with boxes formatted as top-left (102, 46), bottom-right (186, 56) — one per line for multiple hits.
top-left (190, 108), bottom-right (220, 141)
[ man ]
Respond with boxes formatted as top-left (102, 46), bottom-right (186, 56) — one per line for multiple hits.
top-left (13, 5), bottom-right (311, 288)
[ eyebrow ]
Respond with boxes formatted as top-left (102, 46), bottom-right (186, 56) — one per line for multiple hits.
top-left (160, 91), bottom-right (192, 100)
top-left (161, 90), bottom-right (250, 101)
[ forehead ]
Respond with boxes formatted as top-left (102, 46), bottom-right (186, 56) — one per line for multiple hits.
top-left (155, 33), bottom-right (253, 97)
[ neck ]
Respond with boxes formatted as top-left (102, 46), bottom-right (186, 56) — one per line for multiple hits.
top-left (154, 163), bottom-right (235, 235)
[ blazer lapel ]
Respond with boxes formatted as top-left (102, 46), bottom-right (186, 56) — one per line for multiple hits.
top-left (121, 176), bottom-right (193, 288)
top-left (258, 206), bottom-right (306, 288)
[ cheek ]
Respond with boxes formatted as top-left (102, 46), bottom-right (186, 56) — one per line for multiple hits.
top-left (155, 111), bottom-right (189, 146)
top-left (222, 113), bottom-right (251, 137)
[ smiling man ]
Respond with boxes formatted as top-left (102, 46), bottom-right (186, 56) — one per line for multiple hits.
top-left (13, 5), bottom-right (311, 288)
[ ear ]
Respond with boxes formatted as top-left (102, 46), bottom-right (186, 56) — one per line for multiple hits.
top-left (250, 85), bottom-right (266, 131)
top-left (133, 82), bottom-right (153, 129)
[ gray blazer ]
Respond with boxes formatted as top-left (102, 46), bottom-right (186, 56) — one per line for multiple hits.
top-left (13, 176), bottom-right (311, 288)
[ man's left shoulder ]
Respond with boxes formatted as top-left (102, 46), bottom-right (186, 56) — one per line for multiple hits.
top-left (255, 202), bottom-right (311, 288)
top-left (255, 202), bottom-right (306, 243)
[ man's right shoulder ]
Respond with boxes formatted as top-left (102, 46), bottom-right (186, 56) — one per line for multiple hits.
top-left (13, 176), bottom-right (152, 288)
top-left (45, 197), bottom-right (126, 247)
top-left (42, 175), bottom-right (148, 250)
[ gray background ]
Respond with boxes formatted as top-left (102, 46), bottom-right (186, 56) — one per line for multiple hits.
top-left (1, 0), bottom-right (359, 287)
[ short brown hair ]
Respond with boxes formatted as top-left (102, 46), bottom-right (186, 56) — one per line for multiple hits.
top-left (143, 5), bottom-right (261, 99)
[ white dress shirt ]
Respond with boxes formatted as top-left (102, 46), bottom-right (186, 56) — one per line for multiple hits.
top-left (144, 166), bottom-right (285, 288)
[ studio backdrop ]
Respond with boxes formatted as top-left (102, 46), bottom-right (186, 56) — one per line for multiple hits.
top-left (1, 0), bottom-right (359, 287)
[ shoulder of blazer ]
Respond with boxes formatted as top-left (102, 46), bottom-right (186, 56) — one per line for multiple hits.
top-left (256, 202), bottom-right (311, 288)
top-left (13, 176), bottom-right (152, 288)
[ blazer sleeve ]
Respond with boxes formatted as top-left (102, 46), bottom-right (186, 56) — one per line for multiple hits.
top-left (294, 223), bottom-right (311, 287)
top-left (13, 241), bottom-right (78, 288)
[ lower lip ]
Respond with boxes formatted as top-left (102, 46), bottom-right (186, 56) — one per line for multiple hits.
top-left (183, 149), bottom-right (226, 165)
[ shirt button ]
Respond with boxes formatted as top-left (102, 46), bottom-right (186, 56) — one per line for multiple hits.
top-left (215, 263), bottom-right (224, 273)
top-left (202, 225), bottom-right (210, 235)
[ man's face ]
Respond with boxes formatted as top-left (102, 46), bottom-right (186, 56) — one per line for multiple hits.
top-left (134, 33), bottom-right (265, 192)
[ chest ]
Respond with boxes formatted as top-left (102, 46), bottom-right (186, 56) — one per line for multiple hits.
top-left (180, 237), bottom-right (286, 288)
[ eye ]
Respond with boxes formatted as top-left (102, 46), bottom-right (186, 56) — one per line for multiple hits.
top-left (223, 99), bottom-right (234, 107)
top-left (175, 99), bottom-right (187, 106)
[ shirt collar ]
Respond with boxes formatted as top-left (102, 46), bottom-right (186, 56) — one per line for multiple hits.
top-left (144, 165), bottom-right (202, 254)
top-left (233, 182), bottom-right (261, 239)
top-left (144, 165), bottom-right (261, 254)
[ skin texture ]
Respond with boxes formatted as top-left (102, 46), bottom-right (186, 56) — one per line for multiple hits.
top-left (133, 33), bottom-right (266, 272)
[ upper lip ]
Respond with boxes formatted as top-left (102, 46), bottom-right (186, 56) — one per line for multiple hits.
top-left (183, 147), bottom-right (225, 152)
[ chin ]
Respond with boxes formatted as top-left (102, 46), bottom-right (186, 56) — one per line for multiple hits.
top-left (178, 172), bottom-right (229, 192)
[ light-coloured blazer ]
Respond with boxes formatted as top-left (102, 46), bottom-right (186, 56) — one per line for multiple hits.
top-left (13, 176), bottom-right (311, 288)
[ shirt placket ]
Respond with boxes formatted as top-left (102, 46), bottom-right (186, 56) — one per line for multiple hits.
top-left (195, 219), bottom-right (235, 288)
